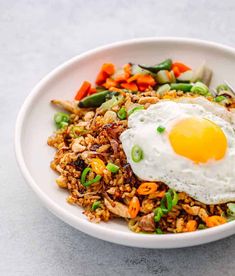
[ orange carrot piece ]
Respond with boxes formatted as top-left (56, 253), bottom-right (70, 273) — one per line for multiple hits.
top-left (88, 87), bottom-right (97, 95)
top-left (115, 74), bottom-right (128, 83)
top-left (205, 216), bottom-right (227, 228)
top-left (127, 74), bottom-right (141, 83)
top-left (172, 65), bottom-right (181, 77)
top-left (185, 220), bottom-right (197, 232)
top-left (172, 62), bottom-right (191, 73)
top-left (138, 84), bottom-right (148, 92)
top-left (123, 63), bottom-right (132, 77)
top-left (137, 182), bottom-right (158, 195)
top-left (128, 196), bottom-right (140, 218)
top-left (103, 78), bottom-right (117, 89)
top-left (102, 63), bottom-right (115, 75)
top-left (109, 87), bottom-right (124, 93)
top-left (136, 74), bottom-right (156, 87)
top-left (74, 81), bottom-right (91, 100)
top-left (95, 70), bottom-right (108, 85)
top-left (121, 82), bottom-right (138, 91)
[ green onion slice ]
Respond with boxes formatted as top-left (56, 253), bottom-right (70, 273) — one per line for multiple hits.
top-left (156, 126), bottom-right (165, 133)
top-left (91, 201), bottom-right (101, 211)
top-left (106, 162), bottom-right (119, 173)
top-left (54, 112), bottom-right (70, 129)
top-left (128, 105), bottom-right (144, 116)
top-left (156, 228), bottom-right (163, 234)
top-left (214, 95), bottom-right (226, 103)
top-left (81, 168), bottom-right (102, 187)
top-left (131, 145), bottom-right (144, 163)
top-left (154, 208), bottom-right (163, 222)
top-left (117, 107), bottom-right (127, 120)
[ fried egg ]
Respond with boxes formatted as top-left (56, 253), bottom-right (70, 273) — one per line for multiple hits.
top-left (120, 97), bottom-right (235, 204)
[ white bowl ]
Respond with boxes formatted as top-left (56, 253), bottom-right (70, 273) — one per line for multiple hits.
top-left (15, 37), bottom-right (235, 248)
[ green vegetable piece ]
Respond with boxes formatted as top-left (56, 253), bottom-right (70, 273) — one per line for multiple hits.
top-left (139, 59), bottom-right (172, 73)
top-left (100, 95), bottom-right (118, 110)
top-left (128, 105), bottom-right (144, 116)
top-left (216, 84), bottom-right (230, 93)
top-left (84, 175), bottom-right (102, 187)
top-left (176, 70), bottom-right (193, 83)
top-left (191, 81), bottom-right (209, 95)
top-left (198, 224), bottom-right (207, 230)
top-left (106, 162), bottom-right (119, 173)
top-left (156, 228), bottom-right (163, 234)
top-left (156, 70), bottom-right (175, 84)
top-left (54, 112), bottom-right (70, 129)
top-left (154, 207), bottom-right (163, 222)
top-left (156, 126), bottom-right (165, 134)
top-left (92, 201), bottom-right (101, 211)
top-left (170, 83), bottom-right (193, 92)
top-left (117, 107), bottom-right (127, 120)
top-left (81, 167), bottom-right (102, 187)
top-left (81, 167), bottom-right (91, 185)
top-left (214, 95), bottom-right (226, 103)
top-left (156, 84), bottom-right (171, 95)
top-left (171, 190), bottom-right (178, 206)
top-left (227, 203), bottom-right (235, 214)
top-left (78, 90), bottom-right (110, 108)
top-left (131, 145), bottom-right (144, 163)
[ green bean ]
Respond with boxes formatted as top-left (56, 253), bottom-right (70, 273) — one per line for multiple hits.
top-left (139, 59), bottom-right (172, 73)
top-left (78, 90), bottom-right (110, 108)
top-left (170, 83), bottom-right (193, 92)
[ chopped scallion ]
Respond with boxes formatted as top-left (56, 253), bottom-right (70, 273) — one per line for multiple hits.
top-left (131, 145), bottom-right (144, 163)
top-left (106, 162), bottom-right (119, 173)
top-left (156, 126), bottom-right (165, 133)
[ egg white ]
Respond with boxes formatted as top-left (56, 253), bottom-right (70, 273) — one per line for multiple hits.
top-left (120, 97), bottom-right (235, 204)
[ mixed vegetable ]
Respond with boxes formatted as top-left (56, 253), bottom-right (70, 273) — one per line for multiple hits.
top-left (51, 59), bottom-right (235, 233)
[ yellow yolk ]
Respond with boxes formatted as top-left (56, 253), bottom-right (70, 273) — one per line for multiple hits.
top-left (169, 117), bottom-right (227, 163)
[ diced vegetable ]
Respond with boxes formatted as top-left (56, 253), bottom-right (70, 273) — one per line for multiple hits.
top-left (198, 224), bottom-right (207, 230)
top-left (78, 90), bottom-right (110, 108)
top-left (191, 64), bottom-right (212, 86)
top-left (227, 203), bottom-right (235, 214)
top-left (172, 62), bottom-right (191, 73)
top-left (136, 74), bottom-right (156, 87)
top-left (156, 70), bottom-right (175, 84)
top-left (137, 182), bottom-right (158, 195)
top-left (131, 145), bottom-right (144, 162)
top-left (191, 81), bottom-right (209, 95)
top-left (156, 228), bottom-right (163, 234)
top-left (121, 82), bottom-right (138, 91)
top-left (170, 83), bottom-right (193, 92)
top-left (103, 78), bottom-right (117, 89)
top-left (176, 70), bottom-right (193, 82)
top-left (216, 84), bottom-right (230, 93)
top-left (74, 81), bottom-right (91, 101)
top-left (70, 126), bottom-right (86, 138)
top-left (54, 112), bottom-right (70, 129)
top-left (214, 95), bottom-right (226, 103)
top-left (156, 84), bottom-right (171, 95)
top-left (139, 59), bottom-right (172, 73)
top-left (154, 208), bottom-right (163, 222)
top-left (81, 167), bottom-right (102, 187)
top-left (117, 107), bottom-right (127, 120)
top-left (92, 201), bottom-right (101, 211)
top-left (205, 216), bottom-right (227, 227)
top-left (90, 158), bottom-right (106, 175)
top-left (156, 126), bottom-right (165, 134)
top-left (106, 162), bottom-right (119, 173)
top-left (172, 65), bottom-right (181, 78)
top-left (128, 196), bottom-right (140, 218)
top-left (95, 63), bottom-right (115, 85)
top-left (128, 105), bottom-right (145, 116)
top-left (100, 95), bottom-right (118, 110)
top-left (185, 220), bottom-right (197, 232)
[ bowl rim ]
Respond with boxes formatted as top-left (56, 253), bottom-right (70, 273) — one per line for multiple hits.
top-left (15, 37), bottom-right (235, 248)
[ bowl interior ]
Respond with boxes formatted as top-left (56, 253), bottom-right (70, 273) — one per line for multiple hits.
top-left (16, 38), bottom-right (235, 248)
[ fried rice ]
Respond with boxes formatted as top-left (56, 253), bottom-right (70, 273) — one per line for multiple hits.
top-left (48, 89), bottom-right (232, 234)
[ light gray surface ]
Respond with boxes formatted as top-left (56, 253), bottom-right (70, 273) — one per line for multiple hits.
top-left (1, 0), bottom-right (235, 275)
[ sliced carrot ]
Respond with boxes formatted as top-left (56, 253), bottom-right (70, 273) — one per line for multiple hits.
top-left (137, 182), bottom-right (158, 195)
top-left (109, 87), bottom-right (124, 93)
top-left (90, 158), bottom-right (106, 175)
top-left (102, 63), bottom-right (115, 75)
top-left (136, 74), bottom-right (156, 87)
top-left (74, 81), bottom-right (91, 100)
top-left (121, 82), bottom-right (138, 91)
top-left (172, 62), bottom-right (191, 73)
top-left (172, 65), bottom-right (181, 77)
top-left (88, 87), bottom-right (97, 95)
top-left (95, 70), bottom-right (109, 85)
top-left (115, 74), bottom-right (128, 83)
top-left (127, 74), bottom-right (141, 83)
top-left (205, 216), bottom-right (227, 228)
top-left (103, 78), bottom-right (117, 89)
top-left (138, 84), bottom-right (148, 92)
top-left (123, 63), bottom-right (132, 77)
top-left (128, 196), bottom-right (140, 218)
top-left (185, 220), bottom-right (197, 232)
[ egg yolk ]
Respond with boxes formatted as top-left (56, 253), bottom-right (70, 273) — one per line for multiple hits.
top-left (169, 117), bottom-right (227, 163)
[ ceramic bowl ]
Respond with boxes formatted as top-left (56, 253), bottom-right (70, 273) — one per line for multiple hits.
top-left (15, 37), bottom-right (235, 248)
